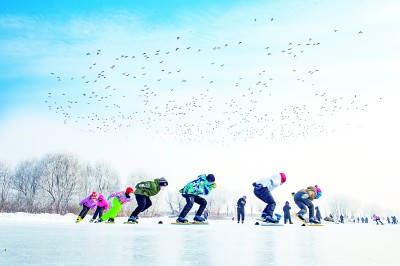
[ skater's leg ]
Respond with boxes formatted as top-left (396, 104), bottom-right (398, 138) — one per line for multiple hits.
top-left (78, 206), bottom-right (89, 218)
top-left (80, 206), bottom-right (90, 219)
top-left (294, 192), bottom-right (308, 216)
top-left (304, 200), bottom-right (314, 219)
top-left (237, 209), bottom-right (240, 222)
top-left (241, 209), bottom-right (245, 222)
top-left (101, 198), bottom-right (122, 221)
top-left (130, 194), bottom-right (147, 217)
top-left (92, 207), bottom-right (100, 220)
top-left (194, 196), bottom-right (207, 216)
top-left (141, 197), bottom-right (153, 213)
top-left (98, 207), bottom-right (104, 219)
top-left (179, 195), bottom-right (194, 218)
top-left (254, 187), bottom-right (275, 217)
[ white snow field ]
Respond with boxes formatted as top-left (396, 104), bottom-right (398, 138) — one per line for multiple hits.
top-left (0, 213), bottom-right (399, 266)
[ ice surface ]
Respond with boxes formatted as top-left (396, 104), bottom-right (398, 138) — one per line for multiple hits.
top-left (1, 215), bottom-right (399, 265)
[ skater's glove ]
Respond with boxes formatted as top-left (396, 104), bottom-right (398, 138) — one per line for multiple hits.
top-left (211, 183), bottom-right (217, 189)
top-left (301, 194), bottom-right (309, 199)
top-left (107, 196), bottom-right (111, 200)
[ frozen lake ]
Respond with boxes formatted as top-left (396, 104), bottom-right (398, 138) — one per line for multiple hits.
top-left (1, 219), bottom-right (399, 265)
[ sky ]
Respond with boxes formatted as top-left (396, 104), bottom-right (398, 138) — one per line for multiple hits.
top-left (1, 0), bottom-right (400, 212)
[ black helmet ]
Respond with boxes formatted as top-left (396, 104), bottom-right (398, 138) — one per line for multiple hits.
top-left (159, 177), bottom-right (168, 186)
top-left (206, 174), bottom-right (215, 182)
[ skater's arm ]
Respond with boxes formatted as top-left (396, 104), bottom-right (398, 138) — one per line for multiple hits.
top-left (79, 196), bottom-right (89, 206)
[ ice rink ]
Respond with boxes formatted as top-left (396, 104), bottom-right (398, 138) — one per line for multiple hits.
top-left (1, 217), bottom-right (399, 265)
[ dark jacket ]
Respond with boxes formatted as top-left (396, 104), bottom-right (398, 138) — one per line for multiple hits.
top-left (315, 207), bottom-right (322, 220)
top-left (283, 204), bottom-right (291, 215)
top-left (237, 197), bottom-right (246, 209)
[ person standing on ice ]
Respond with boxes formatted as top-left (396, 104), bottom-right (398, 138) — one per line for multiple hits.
top-left (252, 173), bottom-right (286, 223)
top-left (236, 196), bottom-right (247, 224)
top-left (176, 174), bottom-right (216, 223)
top-left (90, 194), bottom-right (108, 222)
top-left (283, 201), bottom-right (293, 224)
top-left (340, 214), bottom-right (344, 223)
top-left (293, 185), bottom-right (322, 224)
top-left (97, 187), bottom-right (134, 223)
top-left (126, 178), bottom-right (169, 223)
top-left (76, 192), bottom-right (98, 223)
top-left (315, 206), bottom-right (322, 222)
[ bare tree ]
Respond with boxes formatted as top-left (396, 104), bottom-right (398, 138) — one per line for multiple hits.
top-left (207, 188), bottom-right (227, 216)
top-left (39, 153), bottom-right (81, 214)
top-left (165, 190), bottom-right (185, 215)
top-left (13, 159), bottom-right (42, 212)
top-left (92, 161), bottom-right (120, 194)
top-left (328, 194), bottom-right (356, 221)
top-left (79, 164), bottom-right (95, 198)
top-left (81, 161), bottom-right (120, 198)
top-left (0, 161), bottom-right (13, 211)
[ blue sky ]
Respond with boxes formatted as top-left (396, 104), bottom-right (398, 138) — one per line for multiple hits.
top-left (1, 0), bottom-right (400, 212)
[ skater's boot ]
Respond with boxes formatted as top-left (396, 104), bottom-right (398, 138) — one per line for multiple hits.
top-left (296, 213), bottom-right (306, 222)
top-left (95, 218), bottom-right (102, 223)
top-left (89, 219), bottom-right (95, 223)
top-left (261, 212), bottom-right (267, 219)
top-left (193, 215), bottom-right (206, 222)
top-left (107, 218), bottom-right (115, 223)
top-left (127, 216), bottom-right (138, 223)
top-left (264, 216), bottom-right (279, 223)
top-left (275, 214), bottom-right (282, 222)
top-left (76, 216), bottom-right (83, 223)
top-left (309, 218), bottom-right (321, 224)
top-left (176, 217), bottom-right (188, 223)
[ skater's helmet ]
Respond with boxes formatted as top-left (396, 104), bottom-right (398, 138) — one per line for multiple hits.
top-left (315, 185), bottom-right (322, 199)
top-left (159, 177), bottom-right (168, 186)
top-left (280, 173), bottom-right (286, 184)
top-left (98, 194), bottom-right (105, 201)
top-left (206, 174), bottom-right (215, 183)
top-left (126, 187), bottom-right (134, 194)
top-left (90, 191), bottom-right (98, 198)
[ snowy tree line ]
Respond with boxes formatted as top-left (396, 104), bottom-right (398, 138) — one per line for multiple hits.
top-left (0, 153), bottom-right (248, 217)
top-left (2, 154), bottom-right (392, 219)
top-left (0, 153), bottom-right (120, 214)
top-left (327, 194), bottom-right (393, 222)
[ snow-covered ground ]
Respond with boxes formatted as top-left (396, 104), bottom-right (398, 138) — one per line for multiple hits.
top-left (1, 213), bottom-right (399, 265)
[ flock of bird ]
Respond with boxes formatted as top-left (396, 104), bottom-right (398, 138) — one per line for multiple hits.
top-left (47, 17), bottom-right (376, 144)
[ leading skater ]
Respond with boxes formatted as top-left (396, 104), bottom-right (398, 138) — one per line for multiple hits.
top-left (293, 185), bottom-right (322, 224)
